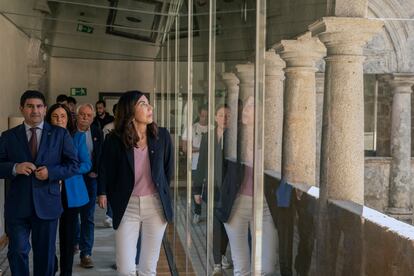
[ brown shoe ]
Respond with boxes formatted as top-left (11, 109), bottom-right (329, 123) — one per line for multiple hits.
top-left (80, 255), bottom-right (94, 268)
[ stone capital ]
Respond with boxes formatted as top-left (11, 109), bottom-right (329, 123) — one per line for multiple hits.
top-left (28, 65), bottom-right (46, 75)
top-left (34, 0), bottom-right (52, 14)
top-left (28, 66), bottom-right (46, 90)
top-left (328, 0), bottom-right (368, 17)
top-left (274, 32), bottom-right (326, 68)
top-left (382, 73), bottom-right (414, 94)
top-left (221, 72), bottom-right (240, 88)
top-left (309, 17), bottom-right (384, 56)
top-left (28, 37), bottom-right (43, 66)
top-left (265, 50), bottom-right (286, 77)
top-left (235, 63), bottom-right (254, 84)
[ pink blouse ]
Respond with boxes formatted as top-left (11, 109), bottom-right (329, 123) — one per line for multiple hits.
top-left (131, 147), bottom-right (157, 196)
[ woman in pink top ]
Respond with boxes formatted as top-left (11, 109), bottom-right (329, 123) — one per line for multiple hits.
top-left (98, 90), bottom-right (173, 276)
top-left (221, 95), bottom-right (277, 275)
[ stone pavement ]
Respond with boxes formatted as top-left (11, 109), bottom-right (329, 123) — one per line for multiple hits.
top-left (0, 193), bottom-right (292, 276)
top-left (0, 207), bottom-right (119, 276)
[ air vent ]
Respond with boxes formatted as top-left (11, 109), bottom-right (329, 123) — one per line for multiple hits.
top-left (126, 16), bottom-right (142, 23)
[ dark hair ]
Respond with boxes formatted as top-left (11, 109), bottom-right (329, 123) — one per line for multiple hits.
top-left (112, 103), bottom-right (118, 115)
top-left (96, 100), bottom-right (106, 107)
top-left (215, 103), bottom-right (229, 115)
top-left (56, 94), bottom-right (68, 103)
top-left (20, 90), bottom-right (46, 107)
top-left (45, 103), bottom-right (76, 134)
top-left (198, 104), bottom-right (208, 113)
top-left (67, 96), bottom-right (77, 105)
top-left (114, 90), bottom-right (158, 149)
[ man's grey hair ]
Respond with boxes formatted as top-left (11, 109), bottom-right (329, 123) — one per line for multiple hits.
top-left (76, 103), bottom-right (95, 114)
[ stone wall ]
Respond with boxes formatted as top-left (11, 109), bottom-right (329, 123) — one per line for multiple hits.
top-left (48, 57), bottom-right (154, 105)
top-left (326, 200), bottom-right (414, 276)
top-left (364, 157), bottom-right (391, 211)
top-left (364, 158), bottom-right (414, 214)
top-left (270, 177), bottom-right (414, 276)
top-left (0, 14), bottom-right (30, 236)
top-left (376, 78), bottom-right (392, 156)
top-left (364, 76), bottom-right (377, 133)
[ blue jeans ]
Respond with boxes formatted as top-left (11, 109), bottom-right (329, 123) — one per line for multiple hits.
top-left (78, 176), bottom-right (97, 258)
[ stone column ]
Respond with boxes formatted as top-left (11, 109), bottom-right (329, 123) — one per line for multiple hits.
top-left (264, 50), bottom-right (286, 173)
top-left (28, 66), bottom-right (47, 90)
top-left (315, 72), bottom-right (325, 186)
top-left (235, 63), bottom-right (255, 163)
top-left (235, 63), bottom-right (254, 101)
top-left (27, 37), bottom-right (47, 91)
top-left (309, 17), bottom-right (384, 204)
top-left (275, 32), bottom-right (326, 186)
top-left (222, 72), bottom-right (240, 160)
top-left (384, 74), bottom-right (414, 222)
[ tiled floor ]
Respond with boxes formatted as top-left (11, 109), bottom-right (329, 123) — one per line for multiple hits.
top-left (0, 207), bottom-right (175, 276)
top-left (0, 192), bottom-right (292, 276)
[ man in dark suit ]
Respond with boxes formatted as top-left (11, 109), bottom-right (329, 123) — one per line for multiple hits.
top-left (0, 90), bottom-right (79, 276)
top-left (75, 103), bottom-right (103, 268)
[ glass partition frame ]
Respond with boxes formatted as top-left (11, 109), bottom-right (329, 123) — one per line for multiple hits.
top-left (185, 0), bottom-right (194, 274)
top-left (252, 0), bottom-right (266, 273)
top-left (206, 0), bottom-right (216, 274)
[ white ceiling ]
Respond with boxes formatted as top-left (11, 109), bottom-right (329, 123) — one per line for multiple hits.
top-left (0, 0), bottom-right (330, 61)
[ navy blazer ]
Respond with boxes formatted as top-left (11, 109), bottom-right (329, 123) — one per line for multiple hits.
top-left (89, 124), bottom-right (103, 174)
top-left (194, 130), bottom-right (228, 206)
top-left (0, 122), bottom-right (79, 220)
top-left (98, 127), bottom-right (174, 229)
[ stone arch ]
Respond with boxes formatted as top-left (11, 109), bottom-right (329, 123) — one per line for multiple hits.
top-left (366, 0), bottom-right (413, 73)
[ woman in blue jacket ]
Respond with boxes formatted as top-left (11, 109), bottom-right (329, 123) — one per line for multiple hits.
top-left (46, 103), bottom-right (91, 276)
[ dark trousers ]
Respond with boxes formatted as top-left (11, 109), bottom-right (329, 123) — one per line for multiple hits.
top-left (7, 214), bottom-right (58, 276)
top-left (78, 176), bottom-right (97, 258)
top-left (59, 184), bottom-right (80, 276)
top-left (106, 202), bottom-right (113, 218)
top-left (213, 213), bottom-right (229, 265)
top-left (277, 206), bottom-right (294, 276)
top-left (277, 195), bottom-right (315, 276)
top-left (194, 199), bottom-right (202, 215)
top-left (192, 170), bottom-right (202, 216)
top-left (294, 196), bottom-right (315, 276)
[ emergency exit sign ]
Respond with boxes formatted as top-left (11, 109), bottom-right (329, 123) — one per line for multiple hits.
top-left (70, 88), bottom-right (87, 96)
top-left (77, 23), bottom-right (94, 34)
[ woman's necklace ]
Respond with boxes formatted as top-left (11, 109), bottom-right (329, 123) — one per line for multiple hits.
top-left (137, 135), bottom-right (147, 149)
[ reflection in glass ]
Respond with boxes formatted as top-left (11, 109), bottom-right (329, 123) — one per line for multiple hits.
top-left (195, 105), bottom-right (232, 273)
top-left (215, 96), bottom-right (277, 275)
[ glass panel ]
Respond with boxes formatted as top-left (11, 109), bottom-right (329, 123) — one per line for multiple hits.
top-left (4, 0), bottom-right (414, 275)
top-left (187, 0), bottom-right (210, 273)
top-left (364, 74), bottom-right (378, 154)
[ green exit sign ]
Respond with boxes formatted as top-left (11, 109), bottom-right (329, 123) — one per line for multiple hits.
top-left (77, 23), bottom-right (94, 34)
top-left (70, 88), bottom-right (87, 96)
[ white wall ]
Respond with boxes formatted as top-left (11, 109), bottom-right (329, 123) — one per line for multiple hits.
top-left (0, 15), bottom-right (29, 131)
top-left (0, 14), bottom-right (30, 236)
top-left (48, 57), bottom-right (155, 105)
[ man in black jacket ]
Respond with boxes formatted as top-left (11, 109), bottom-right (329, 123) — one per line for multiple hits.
top-left (93, 100), bottom-right (114, 129)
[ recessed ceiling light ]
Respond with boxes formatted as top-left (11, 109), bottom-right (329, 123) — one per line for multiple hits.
top-left (126, 16), bottom-right (142, 23)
